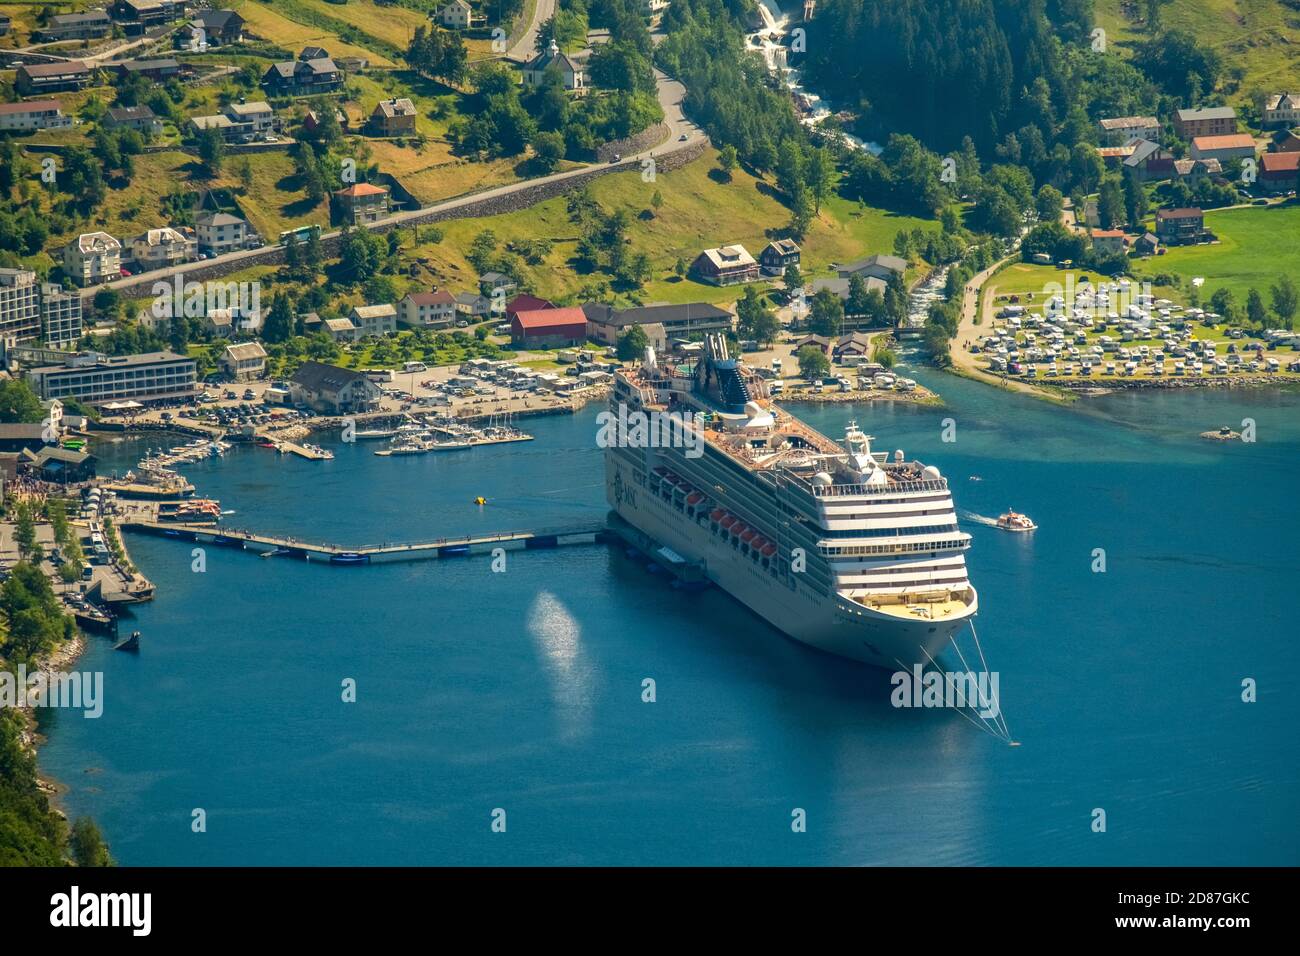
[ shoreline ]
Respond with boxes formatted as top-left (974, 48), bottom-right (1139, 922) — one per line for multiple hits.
top-left (15, 631), bottom-right (88, 804)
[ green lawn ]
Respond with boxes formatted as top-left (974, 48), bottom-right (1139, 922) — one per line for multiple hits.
top-left (1094, 0), bottom-right (1300, 94)
top-left (402, 148), bottom-right (942, 307)
top-left (1147, 202), bottom-right (1300, 305)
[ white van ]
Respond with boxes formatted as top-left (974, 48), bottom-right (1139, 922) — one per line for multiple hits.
top-left (403, 362), bottom-right (427, 374)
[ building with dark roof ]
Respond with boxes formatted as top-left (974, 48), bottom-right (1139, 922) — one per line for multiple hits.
top-left (263, 57), bottom-right (343, 95)
top-left (582, 301), bottom-right (733, 345)
top-left (15, 61), bottom-right (92, 96)
top-left (289, 361), bottom-right (383, 414)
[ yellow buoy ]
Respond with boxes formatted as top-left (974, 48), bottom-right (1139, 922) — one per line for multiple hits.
top-left (474, 497), bottom-right (486, 506)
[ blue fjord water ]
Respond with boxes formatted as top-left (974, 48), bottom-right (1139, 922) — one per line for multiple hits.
top-left (36, 369), bottom-right (1300, 865)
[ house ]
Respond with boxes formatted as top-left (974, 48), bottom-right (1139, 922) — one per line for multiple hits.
top-left (1133, 232), bottom-right (1160, 256)
top-left (1099, 115), bottom-right (1160, 144)
top-left (454, 292), bottom-right (492, 318)
top-left (190, 9), bottom-right (244, 45)
top-left (691, 244), bottom-right (759, 285)
top-left (110, 0), bottom-right (182, 30)
top-left (115, 58), bottom-right (182, 82)
top-left (435, 0), bottom-right (480, 29)
top-left (1172, 157), bottom-right (1222, 185)
top-left (833, 332), bottom-right (873, 359)
top-left (333, 183), bottom-right (390, 225)
top-left (1174, 106), bottom-right (1236, 139)
top-left (262, 57), bottom-right (343, 95)
top-left (299, 45), bottom-right (330, 61)
top-left (582, 302), bottom-right (733, 345)
top-left (336, 56), bottom-right (369, 74)
top-left (0, 424), bottom-right (50, 454)
top-left (478, 272), bottom-right (518, 300)
top-left (511, 307), bottom-right (588, 348)
top-left (837, 253), bottom-right (906, 283)
top-left (127, 227), bottom-right (196, 269)
top-left (194, 212), bottom-right (249, 256)
top-left (15, 62), bottom-right (92, 96)
top-left (24, 446), bottom-right (96, 484)
top-left (793, 334), bottom-right (832, 356)
top-left (1096, 144), bottom-right (1139, 167)
top-left (1154, 208), bottom-right (1206, 245)
top-left (63, 233), bottom-right (122, 286)
top-left (1122, 138), bottom-right (1172, 182)
top-left (227, 101), bottom-right (275, 135)
top-left (289, 361), bottom-right (383, 415)
top-left (35, 11), bottom-right (111, 41)
top-left (805, 276), bottom-right (887, 330)
top-left (399, 291), bottom-right (457, 328)
top-left (348, 303), bottom-right (397, 337)
top-left (106, 105), bottom-right (163, 137)
top-left (298, 312), bottom-right (322, 334)
top-left (191, 101), bottom-right (275, 142)
top-left (0, 100), bottom-right (72, 133)
top-left (1189, 133), bottom-right (1256, 164)
top-left (522, 40), bottom-right (586, 91)
top-left (304, 107), bottom-right (348, 134)
top-left (319, 317), bottom-right (358, 341)
top-left (219, 342), bottom-right (267, 382)
top-left (370, 98), bottom-right (417, 136)
top-left (1091, 229), bottom-right (1126, 256)
top-left (505, 294), bottom-right (554, 324)
top-left (759, 238), bottom-right (801, 275)
top-left (1263, 93), bottom-right (1300, 129)
top-left (1270, 130), bottom-right (1300, 154)
top-left (1259, 152), bottom-right (1300, 194)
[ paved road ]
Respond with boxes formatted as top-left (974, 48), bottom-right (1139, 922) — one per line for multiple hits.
top-left (508, 0), bottom-right (556, 62)
top-left (950, 256), bottom-right (1059, 398)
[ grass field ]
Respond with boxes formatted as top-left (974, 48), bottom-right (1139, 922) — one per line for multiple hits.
top-left (1094, 0), bottom-right (1300, 93)
top-left (398, 148), bottom-right (942, 307)
top-left (233, 0), bottom-right (402, 66)
top-left (1149, 202), bottom-right (1300, 303)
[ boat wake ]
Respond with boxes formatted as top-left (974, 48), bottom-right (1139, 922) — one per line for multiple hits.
top-left (959, 510), bottom-right (1001, 528)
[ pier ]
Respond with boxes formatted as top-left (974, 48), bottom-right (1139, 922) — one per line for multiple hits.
top-left (119, 519), bottom-right (613, 564)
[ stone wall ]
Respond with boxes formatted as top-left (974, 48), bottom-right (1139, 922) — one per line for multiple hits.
top-left (596, 123), bottom-right (670, 163)
top-left (95, 137), bottom-right (710, 300)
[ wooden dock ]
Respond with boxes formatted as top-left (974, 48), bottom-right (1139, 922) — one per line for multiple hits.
top-left (119, 520), bottom-right (612, 564)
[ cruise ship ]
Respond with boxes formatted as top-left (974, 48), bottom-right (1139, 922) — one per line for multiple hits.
top-left (603, 334), bottom-right (977, 667)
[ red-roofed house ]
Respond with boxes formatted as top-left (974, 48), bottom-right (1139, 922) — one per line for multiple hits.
top-left (1091, 229), bottom-right (1126, 256)
top-left (1189, 133), bottom-right (1257, 164)
top-left (511, 307), bottom-right (587, 348)
top-left (398, 290), bottom-right (456, 328)
top-left (332, 182), bottom-right (389, 224)
top-left (505, 294), bottom-right (554, 324)
top-left (1260, 152), bottom-right (1300, 194)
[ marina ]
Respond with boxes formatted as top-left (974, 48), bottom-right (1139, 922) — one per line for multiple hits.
top-left (373, 416), bottom-right (534, 458)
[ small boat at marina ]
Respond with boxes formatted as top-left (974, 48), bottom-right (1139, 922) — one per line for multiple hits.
top-left (329, 552), bottom-right (370, 565)
top-left (996, 510), bottom-right (1037, 532)
top-left (113, 630), bottom-right (141, 652)
top-left (353, 428), bottom-right (397, 440)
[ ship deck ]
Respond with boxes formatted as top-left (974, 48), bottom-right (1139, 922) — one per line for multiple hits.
top-left (854, 593), bottom-right (972, 621)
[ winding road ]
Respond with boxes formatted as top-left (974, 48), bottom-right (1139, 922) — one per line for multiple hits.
top-left (96, 28), bottom-right (704, 297)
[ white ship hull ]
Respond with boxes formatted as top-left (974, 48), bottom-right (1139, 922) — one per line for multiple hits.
top-left (606, 458), bottom-right (976, 668)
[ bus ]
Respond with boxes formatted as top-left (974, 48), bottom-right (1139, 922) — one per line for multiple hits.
top-left (278, 224), bottom-right (322, 245)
